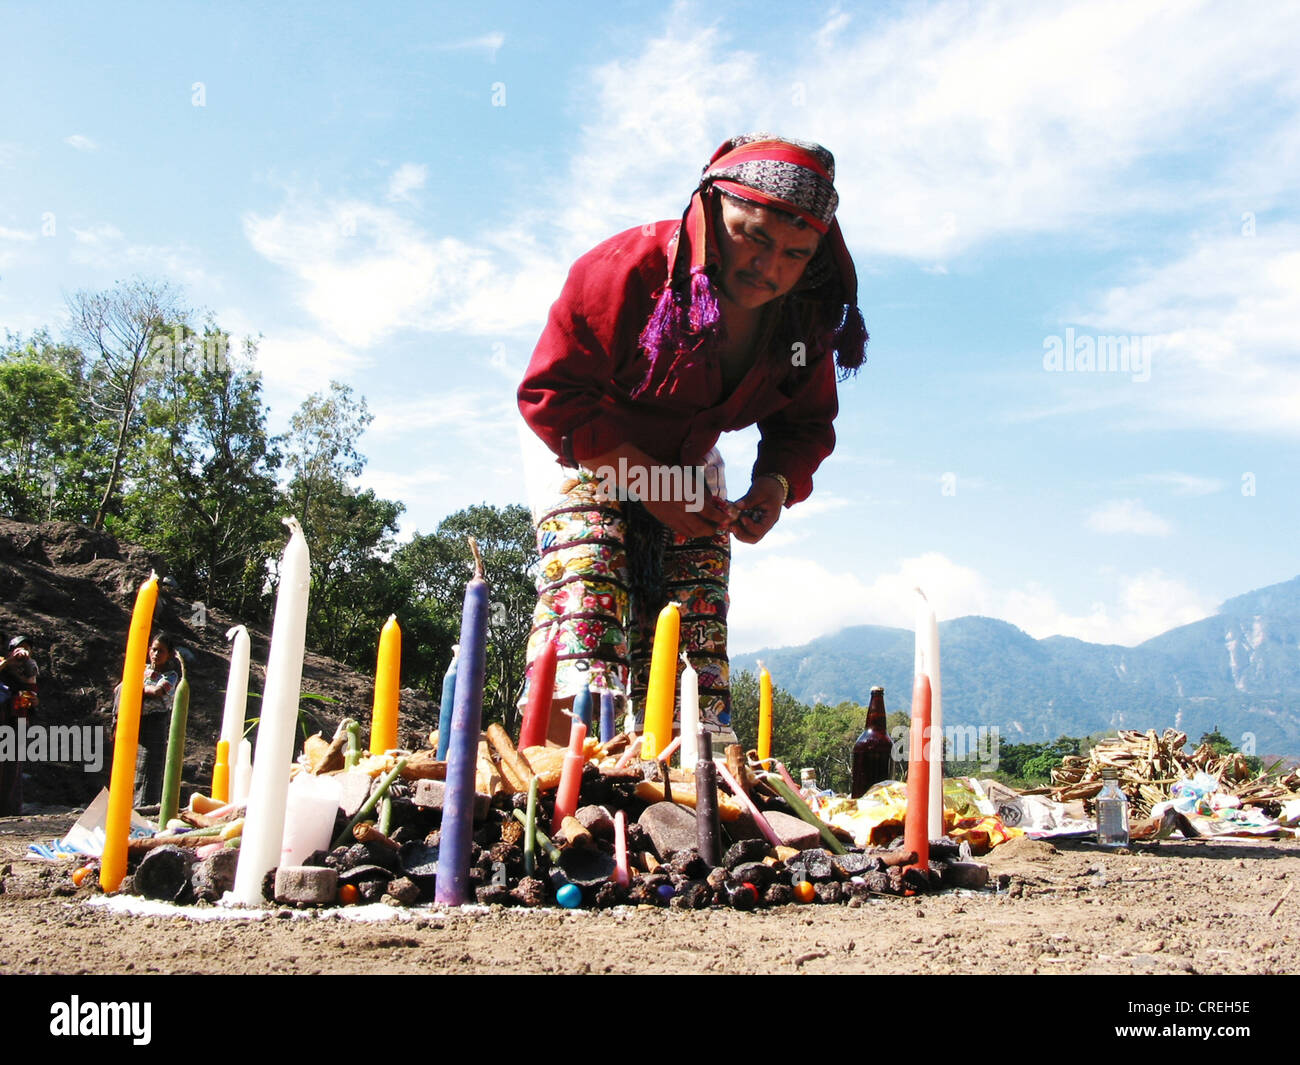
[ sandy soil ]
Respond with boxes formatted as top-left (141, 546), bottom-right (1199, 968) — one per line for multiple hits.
top-left (2, 808), bottom-right (1297, 976)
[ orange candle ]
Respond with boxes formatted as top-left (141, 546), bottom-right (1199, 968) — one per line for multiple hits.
top-left (370, 614), bottom-right (401, 755)
top-left (101, 572), bottom-right (159, 893)
top-left (904, 673), bottom-right (932, 871)
top-left (641, 602), bottom-right (680, 761)
top-left (758, 663), bottom-right (773, 764)
top-left (212, 739), bottom-right (230, 803)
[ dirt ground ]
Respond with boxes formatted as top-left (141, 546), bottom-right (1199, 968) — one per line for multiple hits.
top-left (2, 807), bottom-right (1297, 976)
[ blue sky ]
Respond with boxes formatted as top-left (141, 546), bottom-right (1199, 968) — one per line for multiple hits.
top-left (2, 1), bottom-right (1297, 654)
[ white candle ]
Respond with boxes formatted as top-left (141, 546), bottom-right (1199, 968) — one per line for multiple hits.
top-left (915, 588), bottom-right (944, 838)
top-left (233, 739), bottom-right (253, 804)
top-left (219, 625), bottom-right (251, 766)
top-left (232, 517), bottom-right (311, 906)
top-left (679, 653), bottom-right (700, 771)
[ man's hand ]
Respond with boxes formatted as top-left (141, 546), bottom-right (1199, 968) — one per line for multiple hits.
top-left (583, 442), bottom-right (731, 540)
top-left (642, 493), bottom-right (731, 540)
top-left (731, 476), bottom-right (785, 544)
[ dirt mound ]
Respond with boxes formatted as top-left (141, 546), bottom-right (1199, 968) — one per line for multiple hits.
top-left (0, 517), bottom-right (438, 807)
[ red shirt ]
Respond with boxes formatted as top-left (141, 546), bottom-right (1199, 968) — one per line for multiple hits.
top-left (517, 223), bottom-right (838, 505)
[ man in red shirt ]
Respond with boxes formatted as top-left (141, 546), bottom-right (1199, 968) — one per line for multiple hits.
top-left (518, 133), bottom-right (867, 744)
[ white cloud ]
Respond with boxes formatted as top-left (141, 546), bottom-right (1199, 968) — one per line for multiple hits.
top-left (1074, 227), bottom-right (1300, 438)
top-left (386, 163), bottom-right (427, 203)
top-left (253, 330), bottom-right (369, 396)
top-left (1137, 472), bottom-right (1225, 496)
top-left (1086, 499), bottom-right (1171, 536)
top-left (0, 226), bottom-right (36, 242)
top-left (64, 134), bottom-right (97, 152)
top-left (69, 222), bottom-right (210, 288)
top-left (730, 550), bottom-right (1212, 652)
top-left (428, 32), bottom-right (505, 60)
top-left (369, 389), bottom-right (518, 440)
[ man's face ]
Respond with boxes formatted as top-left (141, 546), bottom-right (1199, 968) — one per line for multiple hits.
top-left (713, 195), bottom-right (821, 310)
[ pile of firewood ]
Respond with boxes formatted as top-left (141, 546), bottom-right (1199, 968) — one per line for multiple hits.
top-left (1050, 728), bottom-right (1297, 817)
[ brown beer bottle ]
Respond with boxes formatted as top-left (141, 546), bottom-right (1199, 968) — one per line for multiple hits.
top-left (851, 686), bottom-right (893, 797)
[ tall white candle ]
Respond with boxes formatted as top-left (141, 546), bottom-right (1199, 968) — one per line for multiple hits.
top-left (915, 588), bottom-right (944, 838)
top-left (232, 518), bottom-right (311, 906)
top-left (219, 625), bottom-right (251, 764)
top-left (233, 739), bottom-right (253, 804)
top-left (679, 653), bottom-right (700, 771)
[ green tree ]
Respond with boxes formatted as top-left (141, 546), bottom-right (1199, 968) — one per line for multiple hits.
top-left (730, 669), bottom-right (807, 764)
top-left (0, 331), bottom-right (105, 522)
top-left (120, 326), bottom-right (283, 617)
top-left (393, 504), bottom-right (538, 732)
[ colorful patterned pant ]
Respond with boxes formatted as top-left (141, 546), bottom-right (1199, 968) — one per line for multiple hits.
top-left (523, 468), bottom-right (734, 738)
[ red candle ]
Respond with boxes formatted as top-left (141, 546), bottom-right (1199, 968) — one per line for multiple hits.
top-left (904, 673), bottom-right (932, 871)
top-left (551, 718), bottom-right (587, 833)
top-left (518, 638), bottom-right (557, 750)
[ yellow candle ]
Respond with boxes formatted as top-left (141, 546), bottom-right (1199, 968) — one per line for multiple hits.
top-left (641, 602), bottom-right (681, 761)
top-left (758, 662), bottom-right (773, 764)
top-left (370, 614), bottom-right (401, 755)
top-left (212, 739), bottom-right (230, 803)
top-left (101, 572), bottom-right (159, 893)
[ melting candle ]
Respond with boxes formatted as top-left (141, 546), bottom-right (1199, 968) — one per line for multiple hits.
top-left (694, 731), bottom-right (721, 866)
top-left (215, 625), bottom-right (250, 802)
top-left (679, 653), bottom-right (700, 771)
top-left (758, 662), bottom-right (773, 765)
top-left (915, 589), bottom-right (944, 838)
top-left (600, 691), bottom-right (616, 744)
top-left (551, 718), bottom-right (588, 833)
top-left (573, 684), bottom-right (592, 729)
top-left (642, 602), bottom-right (680, 761)
top-left (435, 646), bottom-right (459, 761)
top-left (904, 672), bottom-right (932, 871)
top-left (517, 638), bottom-right (556, 751)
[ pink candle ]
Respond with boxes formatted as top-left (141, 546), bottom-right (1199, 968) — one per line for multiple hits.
top-left (717, 763), bottom-right (782, 848)
top-left (551, 718), bottom-right (587, 833)
top-left (613, 810), bottom-right (630, 886)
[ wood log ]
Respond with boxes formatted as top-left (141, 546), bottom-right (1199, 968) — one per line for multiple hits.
top-left (353, 823), bottom-right (400, 851)
top-left (477, 738), bottom-right (506, 795)
top-left (487, 723), bottom-right (535, 790)
top-left (398, 750), bottom-right (447, 781)
top-left (560, 815), bottom-right (593, 849)
top-left (634, 780), bottom-right (743, 821)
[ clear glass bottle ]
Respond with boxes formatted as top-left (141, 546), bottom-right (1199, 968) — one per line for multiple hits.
top-left (1095, 768), bottom-right (1129, 848)
top-left (799, 767), bottom-right (818, 799)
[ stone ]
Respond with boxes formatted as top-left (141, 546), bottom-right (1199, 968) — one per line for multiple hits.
top-left (475, 883), bottom-right (514, 906)
top-left (559, 846), bottom-right (617, 887)
top-left (338, 863), bottom-right (393, 887)
top-left (411, 778), bottom-right (490, 820)
top-left (671, 881), bottom-right (711, 910)
top-left (814, 880), bottom-right (843, 904)
top-left (338, 772), bottom-right (374, 819)
top-left (763, 810), bottom-right (822, 850)
top-left (942, 861), bottom-right (990, 890)
top-left (384, 877), bottom-right (421, 905)
top-left (511, 876), bottom-right (546, 907)
top-left (400, 842), bottom-right (440, 881)
top-left (575, 805), bottom-right (616, 839)
top-left (731, 861), bottom-right (776, 889)
top-left (764, 882), bottom-right (794, 907)
top-left (134, 845), bottom-right (196, 903)
top-left (637, 802), bottom-right (698, 860)
top-left (797, 848), bottom-right (835, 881)
top-left (723, 838), bottom-right (771, 870)
top-left (274, 865), bottom-right (338, 907)
top-left (665, 848), bottom-right (709, 881)
top-left (190, 849), bottom-right (239, 902)
top-left (831, 851), bottom-right (877, 878)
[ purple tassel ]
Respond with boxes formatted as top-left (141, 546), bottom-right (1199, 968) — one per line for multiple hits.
top-left (634, 286), bottom-right (685, 395)
top-left (688, 266), bottom-right (721, 333)
top-left (834, 304), bottom-right (869, 373)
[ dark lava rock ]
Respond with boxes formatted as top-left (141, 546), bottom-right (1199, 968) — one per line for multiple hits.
top-left (190, 849), bottom-right (239, 902)
top-left (862, 870), bottom-right (893, 894)
top-left (929, 838), bottom-right (962, 862)
top-left (764, 882), bottom-right (794, 907)
top-left (384, 877), bottom-right (420, 906)
top-left (134, 845), bottom-right (196, 903)
top-left (511, 876), bottom-right (546, 907)
top-left (575, 805), bottom-right (615, 839)
top-left (593, 880), bottom-right (627, 909)
top-left (400, 842), bottom-right (440, 880)
top-left (475, 883), bottom-right (514, 906)
top-left (731, 861), bottom-right (776, 889)
top-left (831, 851), bottom-right (877, 878)
top-left (665, 848), bottom-right (709, 881)
top-left (357, 879), bottom-right (385, 902)
top-left (797, 848), bottom-right (835, 881)
top-left (814, 881), bottom-right (843, 905)
top-left (671, 880), bottom-right (711, 910)
top-left (337, 863), bottom-right (393, 887)
top-left (559, 846), bottom-right (617, 887)
top-left (723, 838), bottom-right (770, 870)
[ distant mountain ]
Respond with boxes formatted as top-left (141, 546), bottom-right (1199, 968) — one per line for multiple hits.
top-left (731, 575), bottom-right (1300, 754)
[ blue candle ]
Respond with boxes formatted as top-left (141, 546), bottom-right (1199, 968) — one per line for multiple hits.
top-left (574, 685), bottom-right (592, 729)
top-left (600, 691), bottom-right (616, 744)
top-left (435, 646), bottom-right (459, 761)
top-left (435, 541), bottom-right (489, 906)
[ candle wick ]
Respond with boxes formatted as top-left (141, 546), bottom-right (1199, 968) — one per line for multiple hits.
top-left (466, 536), bottom-right (485, 580)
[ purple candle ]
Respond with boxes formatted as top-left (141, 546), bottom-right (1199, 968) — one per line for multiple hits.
top-left (574, 685), bottom-right (592, 729)
top-left (600, 691), bottom-right (616, 744)
top-left (695, 731), bottom-right (721, 866)
top-left (435, 539), bottom-right (489, 906)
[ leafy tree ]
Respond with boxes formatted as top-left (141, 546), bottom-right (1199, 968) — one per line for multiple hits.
top-left (119, 326), bottom-right (283, 617)
top-left (0, 331), bottom-right (105, 522)
top-left (65, 279), bottom-right (184, 530)
top-left (393, 504), bottom-right (538, 732)
top-left (730, 669), bottom-right (807, 764)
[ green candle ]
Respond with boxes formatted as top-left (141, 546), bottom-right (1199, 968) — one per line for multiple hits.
top-left (524, 776), bottom-right (539, 876)
top-left (159, 654), bottom-right (191, 827)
